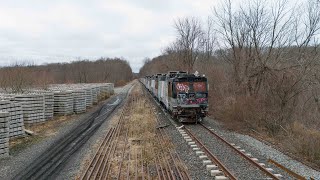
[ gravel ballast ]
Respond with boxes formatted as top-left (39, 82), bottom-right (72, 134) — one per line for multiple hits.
top-left (187, 124), bottom-right (270, 179)
top-left (145, 88), bottom-right (212, 179)
top-left (157, 112), bottom-right (212, 179)
top-left (202, 118), bottom-right (320, 179)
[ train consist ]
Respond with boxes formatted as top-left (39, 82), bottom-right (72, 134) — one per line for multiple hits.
top-left (141, 71), bottom-right (209, 123)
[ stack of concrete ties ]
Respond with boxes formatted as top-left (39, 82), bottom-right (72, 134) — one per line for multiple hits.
top-left (84, 88), bottom-right (93, 108)
top-left (91, 87), bottom-right (98, 104)
top-left (107, 83), bottom-right (114, 96)
top-left (0, 100), bottom-right (25, 138)
top-left (0, 111), bottom-right (9, 158)
top-left (72, 89), bottom-right (86, 114)
top-left (30, 90), bottom-right (54, 120)
top-left (97, 85), bottom-right (105, 101)
top-left (99, 85), bottom-right (108, 99)
top-left (53, 90), bottom-right (73, 116)
top-left (42, 91), bottom-right (54, 120)
top-left (13, 94), bottom-right (45, 124)
top-left (95, 86), bottom-right (101, 102)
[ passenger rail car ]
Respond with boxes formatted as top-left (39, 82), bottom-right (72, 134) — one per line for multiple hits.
top-left (141, 71), bottom-right (209, 123)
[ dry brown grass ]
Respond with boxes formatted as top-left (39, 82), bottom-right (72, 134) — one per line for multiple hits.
top-left (108, 83), bottom-right (177, 178)
top-left (214, 95), bottom-right (266, 132)
top-left (284, 121), bottom-right (320, 167)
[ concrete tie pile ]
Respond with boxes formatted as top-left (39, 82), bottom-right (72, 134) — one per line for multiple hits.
top-left (91, 83), bottom-right (114, 100)
top-left (99, 85), bottom-right (108, 99)
top-left (30, 90), bottom-right (54, 120)
top-left (91, 87), bottom-right (98, 104)
top-left (84, 88), bottom-right (93, 108)
top-left (104, 83), bottom-right (114, 96)
top-left (72, 90), bottom-right (86, 114)
top-left (97, 86), bottom-right (104, 101)
top-left (53, 91), bottom-right (73, 116)
top-left (0, 100), bottom-right (25, 138)
top-left (0, 111), bottom-right (9, 158)
top-left (13, 94), bottom-right (45, 124)
top-left (42, 92), bottom-right (54, 120)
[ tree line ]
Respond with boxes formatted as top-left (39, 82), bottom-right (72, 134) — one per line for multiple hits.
top-left (139, 0), bottom-right (320, 165)
top-left (0, 57), bottom-right (133, 93)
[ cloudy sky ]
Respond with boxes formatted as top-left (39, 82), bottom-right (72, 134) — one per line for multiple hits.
top-left (0, 0), bottom-right (220, 72)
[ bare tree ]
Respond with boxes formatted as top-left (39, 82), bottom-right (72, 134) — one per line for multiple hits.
top-left (172, 17), bottom-right (204, 72)
top-left (0, 58), bottom-right (133, 90)
top-left (212, 0), bottom-right (320, 131)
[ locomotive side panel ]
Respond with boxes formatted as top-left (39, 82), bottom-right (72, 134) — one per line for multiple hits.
top-left (162, 80), bottom-right (169, 109)
top-left (154, 77), bottom-right (158, 99)
top-left (151, 79), bottom-right (155, 96)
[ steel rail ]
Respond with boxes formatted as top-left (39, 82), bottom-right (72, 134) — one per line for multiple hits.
top-left (174, 152), bottom-right (192, 180)
top-left (157, 129), bottom-right (178, 180)
top-left (268, 159), bottom-right (307, 180)
top-left (96, 114), bottom-right (122, 180)
top-left (157, 114), bottom-right (191, 180)
top-left (98, 118), bottom-right (122, 180)
top-left (184, 127), bottom-right (237, 180)
top-left (81, 128), bottom-right (114, 180)
top-left (200, 123), bottom-right (280, 180)
top-left (116, 128), bottom-right (129, 179)
top-left (92, 124), bottom-right (118, 180)
top-left (155, 133), bottom-right (174, 180)
top-left (82, 95), bottom-right (130, 180)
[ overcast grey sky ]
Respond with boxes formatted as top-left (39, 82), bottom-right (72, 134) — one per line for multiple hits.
top-left (0, 0), bottom-right (220, 72)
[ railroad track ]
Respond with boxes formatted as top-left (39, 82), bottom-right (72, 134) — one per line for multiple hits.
top-left (81, 82), bottom-right (190, 179)
top-left (197, 123), bottom-right (282, 179)
top-left (182, 127), bottom-right (236, 179)
top-left (139, 80), bottom-right (291, 179)
top-left (14, 85), bottom-right (132, 180)
top-left (153, 105), bottom-right (192, 180)
top-left (182, 124), bottom-right (287, 179)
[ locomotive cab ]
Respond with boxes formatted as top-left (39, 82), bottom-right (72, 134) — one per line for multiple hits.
top-left (169, 74), bottom-right (208, 123)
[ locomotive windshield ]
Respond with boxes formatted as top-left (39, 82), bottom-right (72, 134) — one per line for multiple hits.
top-left (174, 81), bottom-right (207, 93)
top-left (173, 79), bottom-right (208, 105)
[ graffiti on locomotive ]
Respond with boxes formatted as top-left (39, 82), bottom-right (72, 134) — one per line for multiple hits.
top-left (175, 82), bottom-right (190, 92)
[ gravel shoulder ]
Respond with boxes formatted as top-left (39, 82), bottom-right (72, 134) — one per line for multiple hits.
top-left (158, 115), bottom-right (213, 180)
top-left (202, 117), bottom-right (320, 180)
